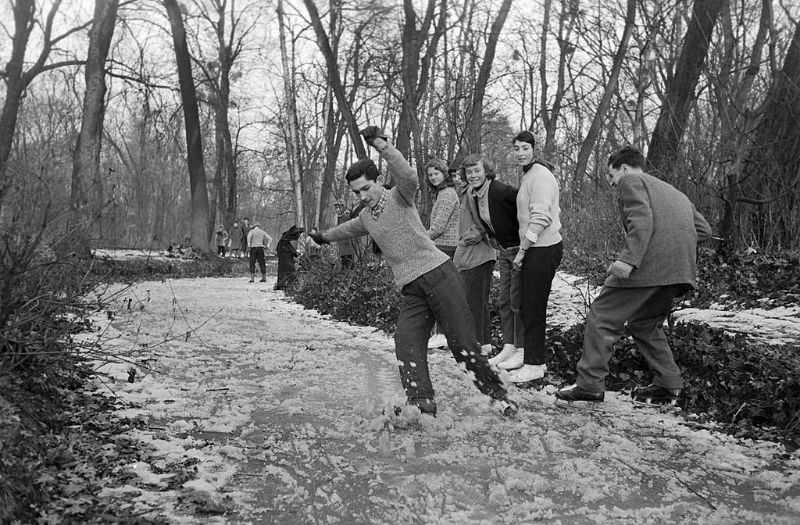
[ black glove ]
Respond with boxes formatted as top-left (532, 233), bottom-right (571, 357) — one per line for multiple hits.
top-left (360, 126), bottom-right (387, 147)
top-left (309, 231), bottom-right (328, 245)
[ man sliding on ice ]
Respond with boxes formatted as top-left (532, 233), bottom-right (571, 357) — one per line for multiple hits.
top-left (309, 126), bottom-right (518, 417)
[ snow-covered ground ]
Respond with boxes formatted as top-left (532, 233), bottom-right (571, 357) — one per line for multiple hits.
top-left (78, 271), bottom-right (800, 524)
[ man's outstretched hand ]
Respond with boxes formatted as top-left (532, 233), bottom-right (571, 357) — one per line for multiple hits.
top-left (607, 260), bottom-right (633, 279)
top-left (309, 231), bottom-right (328, 245)
top-left (360, 126), bottom-right (387, 148)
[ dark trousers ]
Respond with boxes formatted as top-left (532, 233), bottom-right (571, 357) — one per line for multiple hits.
top-left (249, 247), bottom-right (266, 276)
top-left (395, 261), bottom-right (505, 400)
top-left (497, 247), bottom-right (524, 347)
top-left (217, 246), bottom-right (226, 256)
top-left (577, 284), bottom-right (686, 393)
top-left (459, 261), bottom-right (494, 345)
top-left (520, 242), bottom-right (563, 364)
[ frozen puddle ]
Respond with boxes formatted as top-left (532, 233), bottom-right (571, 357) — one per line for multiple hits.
top-left (84, 276), bottom-right (800, 524)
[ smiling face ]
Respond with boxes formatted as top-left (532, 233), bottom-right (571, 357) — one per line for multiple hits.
top-left (349, 175), bottom-right (385, 208)
top-left (513, 140), bottom-right (534, 166)
top-left (427, 167), bottom-right (445, 188)
top-left (464, 161), bottom-right (488, 188)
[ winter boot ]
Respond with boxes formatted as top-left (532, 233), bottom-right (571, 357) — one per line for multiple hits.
top-left (489, 390), bottom-right (519, 417)
top-left (260, 274), bottom-right (267, 282)
top-left (632, 384), bottom-right (681, 405)
top-left (488, 344), bottom-right (516, 366)
top-left (555, 384), bottom-right (605, 403)
top-left (249, 274), bottom-right (255, 283)
top-left (391, 397), bottom-right (437, 417)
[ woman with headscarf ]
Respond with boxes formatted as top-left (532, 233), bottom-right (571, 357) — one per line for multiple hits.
top-left (275, 225), bottom-right (303, 290)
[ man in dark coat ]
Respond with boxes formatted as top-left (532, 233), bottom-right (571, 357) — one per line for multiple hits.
top-left (556, 146), bottom-right (712, 404)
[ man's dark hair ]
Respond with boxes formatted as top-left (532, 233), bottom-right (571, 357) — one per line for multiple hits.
top-left (462, 154), bottom-right (497, 180)
top-left (608, 146), bottom-right (645, 169)
top-left (346, 158), bottom-right (380, 182)
top-left (512, 130), bottom-right (536, 148)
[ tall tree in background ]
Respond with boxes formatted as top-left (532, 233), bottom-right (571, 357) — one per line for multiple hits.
top-left (302, 0), bottom-right (366, 159)
top-left (396, 0), bottom-right (447, 219)
top-left (572, 0), bottom-right (635, 191)
top-left (0, 0), bottom-right (88, 218)
top-left (70, 0), bottom-right (119, 257)
top-left (738, 22), bottom-right (800, 249)
top-left (277, 0), bottom-right (304, 229)
top-left (164, 0), bottom-right (210, 250)
top-left (191, 0), bottom-right (257, 233)
top-left (646, 0), bottom-right (725, 178)
top-left (538, 0), bottom-right (578, 157)
top-left (715, 0), bottom-right (771, 252)
top-left (457, 0), bottom-right (513, 160)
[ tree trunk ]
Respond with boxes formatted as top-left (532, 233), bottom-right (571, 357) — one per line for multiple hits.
top-left (164, 0), bottom-right (210, 251)
top-left (715, 0), bottom-right (771, 253)
top-left (70, 0), bottom-right (118, 257)
top-left (0, 0), bottom-right (36, 218)
top-left (277, 0), bottom-right (305, 229)
top-left (302, 0), bottom-right (366, 159)
top-left (457, 0), bottom-right (513, 160)
top-left (646, 0), bottom-right (725, 179)
top-left (572, 0), bottom-right (635, 193)
top-left (738, 23), bottom-right (800, 249)
top-left (396, 0), bottom-right (447, 218)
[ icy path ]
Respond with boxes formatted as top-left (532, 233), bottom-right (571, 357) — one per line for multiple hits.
top-left (88, 276), bottom-right (800, 524)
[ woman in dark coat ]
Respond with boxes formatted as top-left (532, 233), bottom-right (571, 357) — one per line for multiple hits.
top-left (275, 225), bottom-right (303, 290)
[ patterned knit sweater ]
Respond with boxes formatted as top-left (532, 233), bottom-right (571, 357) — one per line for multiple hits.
top-left (323, 146), bottom-right (449, 288)
top-left (427, 186), bottom-right (460, 248)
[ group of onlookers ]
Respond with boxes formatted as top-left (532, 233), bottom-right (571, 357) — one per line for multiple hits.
top-left (212, 217), bottom-right (275, 283)
top-left (214, 217), bottom-right (253, 259)
top-left (420, 131), bottom-right (563, 387)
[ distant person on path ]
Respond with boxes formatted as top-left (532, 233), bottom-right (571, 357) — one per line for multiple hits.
top-left (247, 222), bottom-right (272, 283)
top-left (507, 131), bottom-right (563, 386)
top-left (425, 158), bottom-right (460, 260)
top-left (215, 227), bottom-right (229, 257)
top-left (275, 225), bottom-right (303, 290)
top-left (229, 220), bottom-right (243, 258)
top-left (453, 169), bottom-right (496, 356)
top-left (556, 146), bottom-right (712, 405)
top-left (461, 154), bottom-right (524, 369)
top-left (308, 126), bottom-right (518, 417)
top-left (241, 217), bottom-right (252, 254)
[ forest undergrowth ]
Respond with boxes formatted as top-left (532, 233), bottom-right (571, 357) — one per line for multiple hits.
top-left (0, 246), bottom-right (248, 523)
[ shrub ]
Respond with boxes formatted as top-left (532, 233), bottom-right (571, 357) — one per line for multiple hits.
top-left (288, 254), bottom-right (400, 333)
top-left (543, 321), bottom-right (800, 448)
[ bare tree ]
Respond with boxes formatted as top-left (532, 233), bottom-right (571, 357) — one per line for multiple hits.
top-left (457, 0), bottom-right (513, 160)
top-left (0, 0), bottom-right (89, 218)
top-left (189, 0), bottom-right (260, 236)
top-left (301, 0), bottom-right (366, 159)
top-left (277, 0), bottom-right (305, 229)
top-left (164, 0), bottom-right (211, 250)
top-left (539, 0), bottom-right (579, 157)
top-left (737, 22), bottom-right (800, 249)
top-left (572, 0), bottom-right (635, 191)
top-left (646, 0), bottom-right (726, 178)
top-left (70, 0), bottom-right (120, 257)
top-left (714, 0), bottom-right (771, 252)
